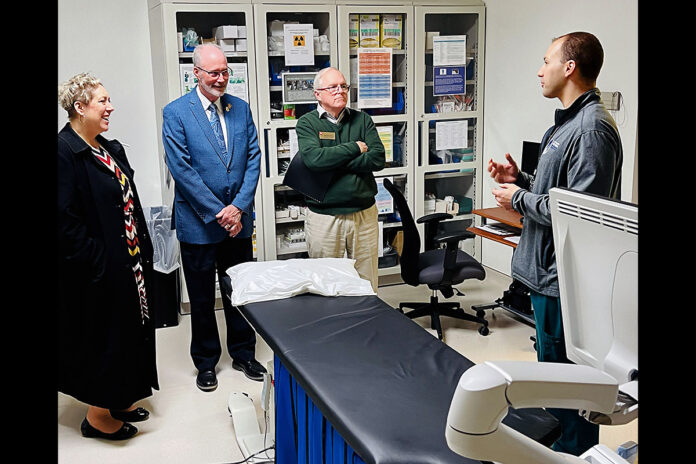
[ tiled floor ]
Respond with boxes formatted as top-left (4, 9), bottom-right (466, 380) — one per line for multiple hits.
top-left (57, 266), bottom-right (637, 463)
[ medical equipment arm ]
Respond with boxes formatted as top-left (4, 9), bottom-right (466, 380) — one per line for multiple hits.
top-left (445, 361), bottom-right (620, 464)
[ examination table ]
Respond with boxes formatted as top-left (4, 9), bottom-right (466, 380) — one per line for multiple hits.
top-left (239, 293), bottom-right (561, 463)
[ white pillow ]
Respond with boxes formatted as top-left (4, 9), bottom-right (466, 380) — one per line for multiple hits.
top-left (226, 258), bottom-right (376, 306)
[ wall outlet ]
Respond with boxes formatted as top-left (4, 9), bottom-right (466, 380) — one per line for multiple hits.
top-left (600, 91), bottom-right (621, 111)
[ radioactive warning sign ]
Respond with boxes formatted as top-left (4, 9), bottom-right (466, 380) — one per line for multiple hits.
top-left (284, 23), bottom-right (314, 65)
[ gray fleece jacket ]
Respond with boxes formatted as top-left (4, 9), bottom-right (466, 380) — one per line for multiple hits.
top-left (510, 89), bottom-right (622, 297)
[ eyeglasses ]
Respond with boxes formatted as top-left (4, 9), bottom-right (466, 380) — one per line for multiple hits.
top-left (195, 66), bottom-right (232, 79)
top-left (315, 84), bottom-right (350, 94)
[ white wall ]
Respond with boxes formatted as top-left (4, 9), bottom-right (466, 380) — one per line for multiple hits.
top-left (480, 0), bottom-right (638, 274)
top-left (58, 0), bottom-right (163, 208)
top-left (57, 0), bottom-right (639, 274)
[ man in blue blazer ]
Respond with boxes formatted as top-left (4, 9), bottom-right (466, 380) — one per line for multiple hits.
top-left (162, 43), bottom-right (265, 391)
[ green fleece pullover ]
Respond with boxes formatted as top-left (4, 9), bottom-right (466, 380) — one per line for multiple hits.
top-left (295, 108), bottom-right (385, 215)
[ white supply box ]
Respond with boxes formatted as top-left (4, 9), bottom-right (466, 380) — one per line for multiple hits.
top-left (214, 25), bottom-right (238, 40)
top-left (235, 39), bottom-right (248, 52)
top-left (218, 38), bottom-right (235, 52)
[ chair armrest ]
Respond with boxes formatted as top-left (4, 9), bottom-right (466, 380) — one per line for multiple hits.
top-left (417, 212), bottom-right (452, 224)
top-left (434, 230), bottom-right (475, 245)
top-left (434, 231), bottom-right (476, 278)
top-left (419, 213), bottom-right (454, 252)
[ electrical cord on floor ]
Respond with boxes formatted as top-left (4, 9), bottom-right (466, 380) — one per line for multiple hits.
top-left (223, 445), bottom-right (275, 464)
top-left (255, 409), bottom-right (275, 463)
top-left (262, 409), bottom-right (270, 448)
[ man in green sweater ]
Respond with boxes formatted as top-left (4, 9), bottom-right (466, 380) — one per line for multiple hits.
top-left (295, 67), bottom-right (385, 291)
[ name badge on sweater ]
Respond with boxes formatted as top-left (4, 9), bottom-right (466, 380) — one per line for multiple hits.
top-left (319, 131), bottom-right (336, 140)
top-left (542, 140), bottom-right (560, 155)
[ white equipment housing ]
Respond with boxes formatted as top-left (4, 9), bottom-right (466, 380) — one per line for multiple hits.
top-left (446, 188), bottom-right (638, 463)
top-left (228, 361), bottom-right (275, 463)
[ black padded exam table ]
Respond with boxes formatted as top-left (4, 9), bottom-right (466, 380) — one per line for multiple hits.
top-left (240, 293), bottom-right (560, 464)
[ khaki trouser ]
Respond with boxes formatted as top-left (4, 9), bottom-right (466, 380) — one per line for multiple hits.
top-left (304, 204), bottom-right (379, 292)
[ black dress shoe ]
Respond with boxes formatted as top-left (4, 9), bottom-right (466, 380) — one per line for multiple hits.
top-left (110, 407), bottom-right (150, 422)
top-left (196, 369), bottom-right (218, 391)
top-left (81, 418), bottom-right (138, 440)
top-left (232, 359), bottom-right (267, 381)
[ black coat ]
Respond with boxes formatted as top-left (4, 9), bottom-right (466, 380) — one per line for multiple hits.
top-left (57, 123), bottom-right (159, 409)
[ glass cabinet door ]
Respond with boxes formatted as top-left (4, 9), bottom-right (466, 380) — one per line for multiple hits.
top-left (253, 3), bottom-right (338, 260)
top-left (414, 4), bottom-right (485, 258)
top-left (166, 3), bottom-right (265, 262)
top-left (337, 3), bottom-right (414, 277)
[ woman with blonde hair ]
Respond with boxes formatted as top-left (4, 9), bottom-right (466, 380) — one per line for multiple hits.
top-left (58, 73), bottom-right (159, 440)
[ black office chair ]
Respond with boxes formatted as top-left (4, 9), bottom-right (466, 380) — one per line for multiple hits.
top-left (382, 178), bottom-right (489, 339)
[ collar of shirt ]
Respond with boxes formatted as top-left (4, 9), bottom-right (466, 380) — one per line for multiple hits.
top-left (196, 85), bottom-right (223, 120)
top-left (553, 88), bottom-right (600, 127)
top-left (195, 85), bottom-right (228, 144)
top-left (317, 103), bottom-right (349, 125)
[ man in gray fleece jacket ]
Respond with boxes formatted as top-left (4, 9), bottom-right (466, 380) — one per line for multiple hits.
top-left (488, 32), bottom-right (623, 456)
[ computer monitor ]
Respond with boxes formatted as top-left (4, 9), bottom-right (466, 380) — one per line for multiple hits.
top-left (521, 140), bottom-right (541, 175)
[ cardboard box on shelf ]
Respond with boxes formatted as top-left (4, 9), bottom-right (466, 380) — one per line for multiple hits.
top-left (380, 14), bottom-right (402, 49)
top-left (426, 31), bottom-right (440, 50)
top-left (349, 14), bottom-right (359, 49)
top-left (359, 14), bottom-right (380, 48)
top-left (391, 230), bottom-right (404, 256)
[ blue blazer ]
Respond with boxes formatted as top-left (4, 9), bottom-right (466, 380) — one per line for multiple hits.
top-left (162, 88), bottom-right (261, 244)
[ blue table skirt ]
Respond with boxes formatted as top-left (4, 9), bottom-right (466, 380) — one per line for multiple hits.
top-left (275, 356), bottom-right (367, 464)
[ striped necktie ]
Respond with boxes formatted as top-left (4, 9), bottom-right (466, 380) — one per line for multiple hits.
top-left (208, 103), bottom-right (227, 155)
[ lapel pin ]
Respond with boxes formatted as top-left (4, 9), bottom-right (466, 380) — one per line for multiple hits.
top-left (225, 103), bottom-right (231, 112)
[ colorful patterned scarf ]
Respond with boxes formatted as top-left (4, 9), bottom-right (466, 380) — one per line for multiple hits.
top-left (93, 146), bottom-right (149, 323)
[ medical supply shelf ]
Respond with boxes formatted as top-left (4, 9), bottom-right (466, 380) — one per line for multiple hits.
top-left (148, 0), bottom-right (487, 290)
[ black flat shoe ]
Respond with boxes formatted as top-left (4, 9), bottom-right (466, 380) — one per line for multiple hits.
top-left (196, 369), bottom-right (218, 392)
top-left (110, 407), bottom-right (149, 423)
top-left (232, 359), bottom-right (267, 382)
top-left (81, 418), bottom-right (138, 440)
